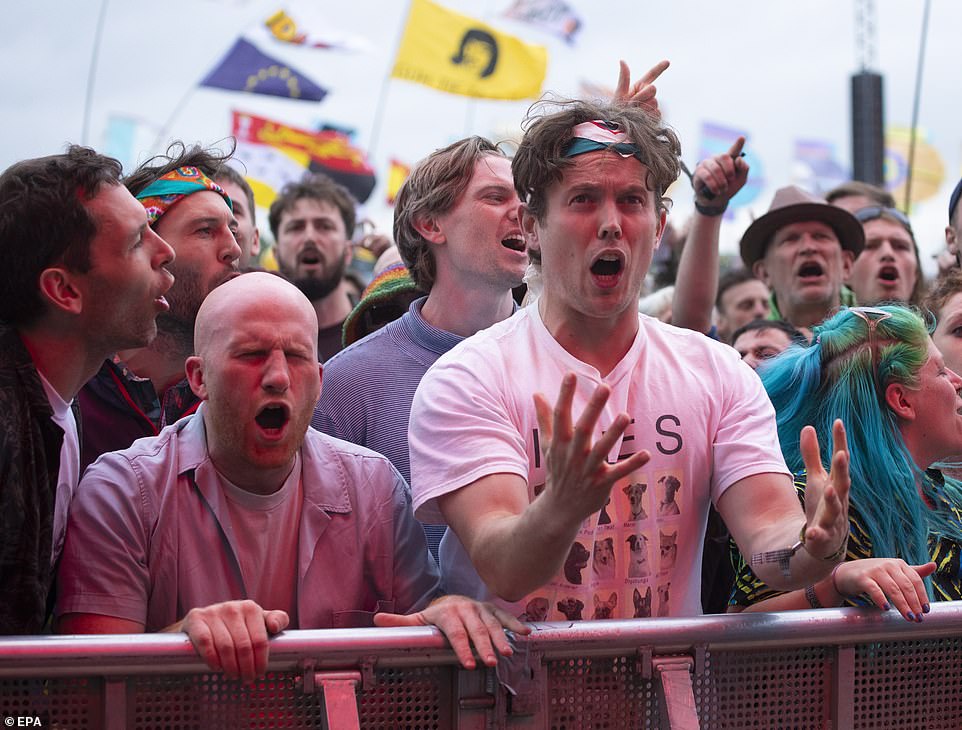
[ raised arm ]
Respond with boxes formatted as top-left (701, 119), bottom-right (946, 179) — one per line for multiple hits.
top-left (720, 420), bottom-right (850, 591)
top-left (436, 373), bottom-right (650, 601)
top-left (672, 137), bottom-right (749, 333)
top-left (614, 59), bottom-right (669, 118)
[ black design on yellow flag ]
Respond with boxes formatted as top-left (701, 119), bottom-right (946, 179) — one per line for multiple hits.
top-left (391, 0), bottom-right (547, 100)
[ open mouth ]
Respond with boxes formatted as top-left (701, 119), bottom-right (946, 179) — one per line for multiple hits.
top-left (501, 235), bottom-right (525, 252)
top-left (878, 265), bottom-right (899, 283)
top-left (298, 249), bottom-right (322, 266)
top-left (255, 404), bottom-right (290, 433)
top-left (797, 261), bottom-right (824, 279)
top-left (591, 254), bottom-right (624, 277)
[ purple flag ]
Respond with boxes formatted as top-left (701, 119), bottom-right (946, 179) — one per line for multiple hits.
top-left (201, 38), bottom-right (327, 102)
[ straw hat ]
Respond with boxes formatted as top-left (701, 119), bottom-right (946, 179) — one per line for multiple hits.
top-left (740, 185), bottom-right (864, 269)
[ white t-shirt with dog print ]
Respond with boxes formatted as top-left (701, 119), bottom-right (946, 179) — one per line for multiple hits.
top-left (410, 305), bottom-right (789, 620)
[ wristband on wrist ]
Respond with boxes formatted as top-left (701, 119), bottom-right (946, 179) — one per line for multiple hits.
top-left (694, 201), bottom-right (727, 216)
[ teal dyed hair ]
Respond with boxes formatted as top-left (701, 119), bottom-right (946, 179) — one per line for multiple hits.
top-left (761, 305), bottom-right (962, 581)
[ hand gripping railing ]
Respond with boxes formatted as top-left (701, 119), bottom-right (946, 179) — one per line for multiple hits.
top-left (1, 604), bottom-right (961, 728)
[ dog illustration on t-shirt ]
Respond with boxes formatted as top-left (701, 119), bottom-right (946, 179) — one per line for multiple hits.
top-left (657, 474), bottom-right (681, 516)
top-left (592, 592), bottom-right (618, 619)
top-left (623, 481), bottom-right (648, 521)
top-left (659, 530), bottom-right (678, 571)
top-left (592, 537), bottom-right (616, 579)
top-left (632, 586), bottom-right (652, 618)
top-left (626, 533), bottom-right (650, 578)
top-left (564, 541), bottom-right (590, 584)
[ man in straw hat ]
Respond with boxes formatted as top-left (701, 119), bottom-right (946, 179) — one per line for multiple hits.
top-left (741, 185), bottom-right (864, 331)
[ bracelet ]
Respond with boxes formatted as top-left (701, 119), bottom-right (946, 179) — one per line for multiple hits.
top-left (815, 535), bottom-right (849, 563)
top-left (830, 563), bottom-right (849, 599)
top-left (694, 201), bottom-right (727, 217)
top-left (799, 522), bottom-right (848, 562)
top-left (804, 584), bottom-right (824, 609)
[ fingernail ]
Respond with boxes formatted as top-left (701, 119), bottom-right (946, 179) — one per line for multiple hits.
top-left (923, 603), bottom-right (931, 613)
top-left (882, 602), bottom-right (890, 611)
top-left (906, 611), bottom-right (915, 621)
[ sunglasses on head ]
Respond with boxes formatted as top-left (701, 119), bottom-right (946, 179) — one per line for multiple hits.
top-left (854, 206), bottom-right (914, 235)
top-left (848, 306), bottom-right (894, 397)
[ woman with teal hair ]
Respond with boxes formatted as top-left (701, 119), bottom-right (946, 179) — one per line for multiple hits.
top-left (730, 304), bottom-right (962, 618)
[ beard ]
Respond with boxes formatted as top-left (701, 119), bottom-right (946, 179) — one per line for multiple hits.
top-left (287, 255), bottom-right (348, 303)
top-left (159, 266), bottom-right (237, 350)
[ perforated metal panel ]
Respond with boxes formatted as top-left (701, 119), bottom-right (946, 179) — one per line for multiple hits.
top-left (134, 667), bottom-right (450, 730)
top-left (0, 677), bottom-right (98, 728)
top-left (359, 666), bottom-right (449, 729)
top-left (705, 646), bottom-right (829, 729)
top-left (547, 654), bottom-right (653, 729)
top-left (131, 672), bottom-right (324, 729)
top-left (853, 636), bottom-right (962, 729)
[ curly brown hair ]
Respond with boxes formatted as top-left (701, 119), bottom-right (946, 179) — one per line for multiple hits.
top-left (512, 98), bottom-right (681, 224)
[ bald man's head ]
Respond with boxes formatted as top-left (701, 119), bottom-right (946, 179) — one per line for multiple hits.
top-left (186, 271), bottom-right (322, 492)
top-left (194, 271), bottom-right (318, 358)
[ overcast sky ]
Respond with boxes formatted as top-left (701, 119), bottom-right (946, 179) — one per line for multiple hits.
top-left (3, 0), bottom-right (959, 273)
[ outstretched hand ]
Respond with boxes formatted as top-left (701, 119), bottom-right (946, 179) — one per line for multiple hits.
top-left (800, 419), bottom-right (851, 560)
top-left (532, 373), bottom-right (651, 523)
top-left (181, 600), bottom-right (289, 683)
top-left (832, 559), bottom-right (934, 621)
top-left (614, 59), bottom-right (669, 118)
top-left (374, 595), bottom-right (529, 669)
top-left (692, 136), bottom-right (749, 209)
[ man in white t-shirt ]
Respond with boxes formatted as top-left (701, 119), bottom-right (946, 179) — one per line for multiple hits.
top-left (57, 272), bottom-right (525, 683)
top-left (409, 100), bottom-right (854, 622)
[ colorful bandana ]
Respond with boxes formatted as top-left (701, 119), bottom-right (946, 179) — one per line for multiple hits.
top-left (135, 166), bottom-right (233, 225)
top-left (563, 120), bottom-right (645, 162)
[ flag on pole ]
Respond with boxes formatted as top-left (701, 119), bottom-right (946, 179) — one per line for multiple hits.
top-left (201, 38), bottom-right (328, 102)
top-left (885, 126), bottom-right (946, 209)
top-left (792, 139), bottom-right (849, 194)
top-left (231, 111), bottom-right (376, 204)
top-left (503, 0), bottom-right (581, 44)
top-left (386, 159), bottom-right (411, 205)
top-left (262, 8), bottom-right (373, 52)
top-left (391, 0), bottom-right (547, 100)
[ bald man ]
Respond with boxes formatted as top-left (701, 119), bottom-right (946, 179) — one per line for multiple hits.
top-left (56, 272), bottom-right (524, 681)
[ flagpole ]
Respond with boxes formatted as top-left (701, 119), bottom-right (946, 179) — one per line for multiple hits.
top-left (903, 0), bottom-right (931, 212)
top-left (368, 1), bottom-right (413, 159)
top-left (148, 85), bottom-right (199, 156)
top-left (81, 0), bottom-right (110, 145)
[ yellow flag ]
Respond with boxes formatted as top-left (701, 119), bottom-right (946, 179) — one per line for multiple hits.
top-left (885, 126), bottom-right (946, 210)
top-left (391, 0), bottom-right (547, 100)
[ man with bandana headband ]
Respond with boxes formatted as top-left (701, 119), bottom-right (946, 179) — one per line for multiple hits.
top-left (409, 100), bottom-right (858, 625)
top-left (268, 176), bottom-right (359, 361)
top-left (78, 143), bottom-right (241, 471)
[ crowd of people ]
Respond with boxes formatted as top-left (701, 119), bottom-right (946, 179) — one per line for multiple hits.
top-left (3, 60), bottom-right (962, 687)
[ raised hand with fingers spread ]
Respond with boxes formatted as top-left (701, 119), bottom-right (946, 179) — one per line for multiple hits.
top-left (533, 373), bottom-right (651, 523)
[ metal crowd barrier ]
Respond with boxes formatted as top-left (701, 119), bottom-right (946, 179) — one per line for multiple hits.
top-left (2, 603), bottom-right (962, 729)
